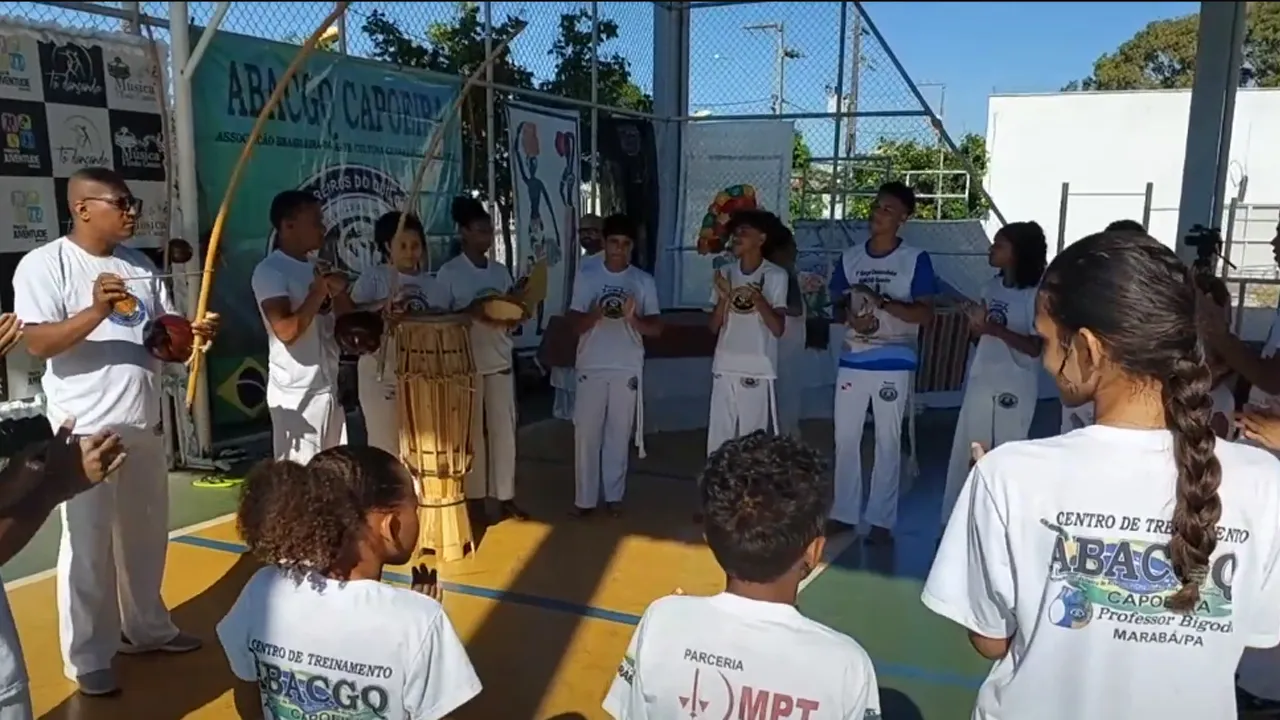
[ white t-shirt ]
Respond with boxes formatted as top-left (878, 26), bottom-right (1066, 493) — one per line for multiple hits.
top-left (251, 250), bottom-right (340, 407)
top-left (580, 250), bottom-right (604, 275)
top-left (968, 277), bottom-right (1039, 387)
top-left (604, 593), bottom-right (882, 720)
top-left (12, 236), bottom-right (175, 434)
top-left (434, 253), bottom-right (514, 375)
top-left (570, 263), bottom-right (660, 374)
top-left (923, 425), bottom-right (1280, 720)
top-left (709, 259), bottom-right (789, 379)
top-left (350, 266), bottom-right (442, 315)
top-left (217, 566), bottom-right (482, 720)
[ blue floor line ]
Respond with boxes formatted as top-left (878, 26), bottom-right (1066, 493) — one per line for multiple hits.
top-left (171, 533), bottom-right (984, 691)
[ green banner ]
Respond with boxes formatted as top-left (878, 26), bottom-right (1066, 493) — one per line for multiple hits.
top-left (192, 31), bottom-right (461, 433)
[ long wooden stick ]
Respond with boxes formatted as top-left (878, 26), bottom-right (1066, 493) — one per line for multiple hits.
top-left (185, 2), bottom-right (351, 409)
top-left (374, 21), bottom-right (527, 382)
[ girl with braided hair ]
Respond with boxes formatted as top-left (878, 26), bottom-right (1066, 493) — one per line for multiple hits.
top-left (924, 231), bottom-right (1280, 720)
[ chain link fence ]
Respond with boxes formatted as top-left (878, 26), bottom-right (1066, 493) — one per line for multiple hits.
top-left (685, 1), bottom-right (995, 227)
top-left (3, 1), bottom-right (659, 263)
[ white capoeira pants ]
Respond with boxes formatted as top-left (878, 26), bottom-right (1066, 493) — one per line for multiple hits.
top-left (357, 355), bottom-right (399, 457)
top-left (1060, 400), bottom-right (1094, 434)
top-left (707, 373), bottom-right (777, 457)
top-left (268, 389), bottom-right (348, 465)
top-left (0, 689), bottom-right (31, 720)
top-left (940, 374), bottom-right (1038, 524)
top-left (574, 370), bottom-right (643, 508)
top-left (832, 367), bottom-right (911, 529)
top-left (55, 426), bottom-right (177, 679)
top-left (466, 370), bottom-right (518, 501)
top-left (774, 315), bottom-right (807, 438)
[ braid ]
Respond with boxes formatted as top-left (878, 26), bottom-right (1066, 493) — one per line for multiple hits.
top-left (1163, 338), bottom-right (1223, 613)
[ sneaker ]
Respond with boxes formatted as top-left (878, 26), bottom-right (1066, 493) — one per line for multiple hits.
top-left (119, 631), bottom-right (203, 655)
top-left (76, 669), bottom-right (119, 697)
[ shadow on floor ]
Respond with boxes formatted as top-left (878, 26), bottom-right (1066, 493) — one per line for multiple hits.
top-left (38, 554), bottom-right (261, 720)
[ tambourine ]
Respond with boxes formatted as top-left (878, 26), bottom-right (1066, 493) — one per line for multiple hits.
top-left (335, 311), bottom-right (385, 356)
top-left (479, 296), bottom-right (526, 323)
top-left (847, 285), bottom-right (880, 318)
top-left (143, 314), bottom-right (195, 363)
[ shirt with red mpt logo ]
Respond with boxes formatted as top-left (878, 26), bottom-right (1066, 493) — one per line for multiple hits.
top-left (603, 592), bottom-right (882, 720)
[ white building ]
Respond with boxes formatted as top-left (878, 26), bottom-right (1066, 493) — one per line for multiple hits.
top-left (984, 87), bottom-right (1280, 339)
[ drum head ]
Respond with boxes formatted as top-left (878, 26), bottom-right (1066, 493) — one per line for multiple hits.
top-left (481, 297), bottom-right (525, 322)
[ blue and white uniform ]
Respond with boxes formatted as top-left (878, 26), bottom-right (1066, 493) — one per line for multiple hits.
top-left (940, 276), bottom-right (1039, 524)
top-left (829, 240), bottom-right (937, 530)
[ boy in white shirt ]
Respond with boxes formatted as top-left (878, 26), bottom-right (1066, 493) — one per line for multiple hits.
top-left (218, 446), bottom-right (481, 720)
top-left (566, 214), bottom-right (663, 517)
top-left (252, 190), bottom-right (353, 464)
top-left (926, 231), bottom-right (1280, 720)
top-left (706, 210), bottom-right (790, 457)
top-left (827, 182), bottom-right (937, 542)
top-left (433, 196), bottom-right (529, 522)
top-left (12, 167), bottom-right (212, 696)
top-left (604, 431), bottom-right (882, 720)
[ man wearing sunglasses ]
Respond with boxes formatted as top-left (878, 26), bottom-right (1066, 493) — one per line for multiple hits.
top-left (9, 166), bottom-right (217, 697)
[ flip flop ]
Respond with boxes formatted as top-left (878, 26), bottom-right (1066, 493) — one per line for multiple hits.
top-left (192, 475), bottom-right (243, 489)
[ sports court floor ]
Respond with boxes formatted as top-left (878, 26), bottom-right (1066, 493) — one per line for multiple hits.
top-left (2, 401), bottom-right (1067, 719)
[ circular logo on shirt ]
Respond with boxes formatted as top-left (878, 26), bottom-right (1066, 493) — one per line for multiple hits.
top-left (729, 283), bottom-right (758, 314)
top-left (109, 291), bottom-right (147, 328)
top-left (878, 384), bottom-right (898, 402)
top-left (740, 376), bottom-right (759, 388)
top-left (628, 376), bottom-right (638, 391)
top-left (268, 164), bottom-right (412, 280)
top-left (986, 306), bottom-right (1008, 327)
top-left (997, 392), bottom-right (1018, 409)
top-left (399, 287), bottom-right (430, 314)
top-left (599, 286), bottom-right (628, 320)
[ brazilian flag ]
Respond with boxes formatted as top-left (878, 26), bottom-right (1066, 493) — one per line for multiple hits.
top-left (211, 355), bottom-right (268, 426)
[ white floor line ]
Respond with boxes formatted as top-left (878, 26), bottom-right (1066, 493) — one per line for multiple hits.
top-left (2, 513), bottom-right (238, 592)
top-left (798, 530), bottom-right (859, 593)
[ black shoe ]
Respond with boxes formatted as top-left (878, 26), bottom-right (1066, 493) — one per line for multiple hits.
top-left (500, 500), bottom-right (529, 521)
top-left (825, 519), bottom-right (855, 536)
top-left (866, 526), bottom-right (893, 545)
top-left (606, 502), bottom-right (623, 518)
top-left (569, 506), bottom-right (595, 519)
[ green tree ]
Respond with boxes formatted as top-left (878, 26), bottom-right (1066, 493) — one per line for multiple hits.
top-left (362, 3), bottom-right (534, 254)
top-left (536, 8), bottom-right (653, 182)
top-left (1063, 3), bottom-right (1280, 91)
top-left (790, 132), bottom-right (989, 222)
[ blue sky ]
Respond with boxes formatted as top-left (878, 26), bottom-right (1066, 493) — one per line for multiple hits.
top-left (21, 1), bottom-right (1200, 150)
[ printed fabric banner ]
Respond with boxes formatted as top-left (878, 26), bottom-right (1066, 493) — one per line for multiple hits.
top-left (506, 101), bottom-right (580, 348)
top-left (676, 120), bottom-right (794, 308)
top-left (0, 18), bottom-right (170, 410)
top-left (192, 30), bottom-right (461, 431)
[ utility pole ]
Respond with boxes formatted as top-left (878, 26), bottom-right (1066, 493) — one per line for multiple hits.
top-left (844, 9), bottom-right (862, 159)
top-left (745, 23), bottom-right (798, 115)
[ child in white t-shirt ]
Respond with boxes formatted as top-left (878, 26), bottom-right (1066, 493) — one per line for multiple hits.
top-left (924, 231), bottom-right (1280, 720)
top-left (566, 214), bottom-right (663, 517)
top-left (217, 446), bottom-right (481, 720)
top-left (433, 196), bottom-right (529, 522)
top-left (706, 210), bottom-right (789, 458)
top-left (605, 431), bottom-right (882, 720)
top-left (349, 211), bottom-right (443, 456)
top-left (941, 222), bottom-right (1046, 529)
